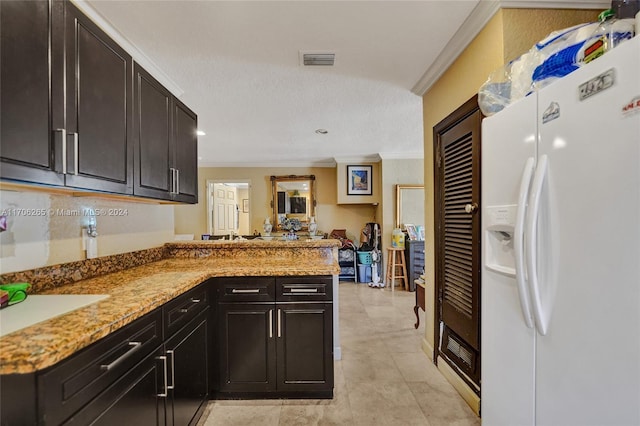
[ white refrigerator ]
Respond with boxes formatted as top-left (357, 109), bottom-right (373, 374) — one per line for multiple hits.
top-left (481, 35), bottom-right (640, 426)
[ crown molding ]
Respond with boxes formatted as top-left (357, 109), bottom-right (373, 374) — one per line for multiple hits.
top-left (378, 152), bottom-right (424, 160)
top-left (333, 155), bottom-right (382, 164)
top-left (71, 0), bottom-right (184, 98)
top-left (411, 0), bottom-right (609, 96)
top-left (198, 160), bottom-right (337, 169)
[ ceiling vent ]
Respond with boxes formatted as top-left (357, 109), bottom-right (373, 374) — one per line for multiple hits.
top-left (300, 52), bottom-right (335, 66)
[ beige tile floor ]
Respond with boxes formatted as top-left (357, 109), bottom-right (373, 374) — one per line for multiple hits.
top-left (199, 281), bottom-right (480, 426)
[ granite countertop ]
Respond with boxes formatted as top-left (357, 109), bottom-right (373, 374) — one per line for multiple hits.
top-left (0, 240), bottom-right (340, 375)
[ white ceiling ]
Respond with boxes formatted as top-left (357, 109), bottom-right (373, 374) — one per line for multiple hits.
top-left (82, 0), bottom-right (607, 167)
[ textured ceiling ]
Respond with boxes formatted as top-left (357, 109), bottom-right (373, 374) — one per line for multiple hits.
top-left (83, 1), bottom-right (476, 166)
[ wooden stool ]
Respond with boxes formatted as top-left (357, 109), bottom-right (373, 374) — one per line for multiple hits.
top-left (385, 247), bottom-right (408, 291)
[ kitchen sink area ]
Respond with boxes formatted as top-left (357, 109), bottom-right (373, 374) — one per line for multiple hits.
top-left (0, 294), bottom-right (110, 337)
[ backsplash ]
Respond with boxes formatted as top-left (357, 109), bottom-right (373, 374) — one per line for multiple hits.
top-left (0, 190), bottom-right (176, 274)
top-left (0, 246), bottom-right (166, 294)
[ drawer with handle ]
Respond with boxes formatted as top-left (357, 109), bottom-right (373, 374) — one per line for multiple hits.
top-left (276, 276), bottom-right (332, 302)
top-left (163, 282), bottom-right (209, 338)
top-left (38, 308), bottom-right (162, 425)
top-left (216, 277), bottom-right (275, 303)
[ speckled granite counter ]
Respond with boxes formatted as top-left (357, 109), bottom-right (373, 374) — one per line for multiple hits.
top-left (0, 239), bottom-right (341, 374)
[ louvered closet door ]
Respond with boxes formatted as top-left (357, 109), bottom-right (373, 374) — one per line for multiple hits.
top-left (436, 106), bottom-right (481, 352)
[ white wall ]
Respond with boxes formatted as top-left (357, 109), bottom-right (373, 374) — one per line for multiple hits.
top-left (0, 189), bottom-right (175, 274)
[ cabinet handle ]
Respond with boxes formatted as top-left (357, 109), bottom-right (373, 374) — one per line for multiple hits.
top-left (231, 289), bottom-right (260, 294)
top-left (157, 355), bottom-right (168, 397)
top-left (100, 341), bottom-right (141, 371)
top-left (167, 350), bottom-right (175, 390)
top-left (277, 309), bottom-right (282, 338)
top-left (175, 168), bottom-right (180, 195)
top-left (290, 288), bottom-right (318, 293)
top-left (179, 298), bottom-right (201, 313)
top-left (71, 132), bottom-right (79, 175)
top-left (169, 168), bottom-right (176, 194)
top-left (55, 129), bottom-right (66, 174)
top-left (269, 309), bottom-right (273, 339)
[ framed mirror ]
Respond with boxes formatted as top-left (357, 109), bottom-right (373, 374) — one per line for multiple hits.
top-left (271, 175), bottom-right (316, 231)
top-left (396, 184), bottom-right (424, 230)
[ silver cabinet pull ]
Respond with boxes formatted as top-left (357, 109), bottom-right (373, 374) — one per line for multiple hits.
top-left (175, 168), bottom-right (180, 195)
top-left (157, 355), bottom-right (168, 397)
top-left (179, 298), bottom-right (201, 313)
top-left (100, 341), bottom-right (141, 371)
top-left (55, 129), bottom-right (66, 174)
top-left (72, 132), bottom-right (79, 175)
top-left (167, 350), bottom-right (175, 390)
top-left (290, 288), bottom-right (318, 293)
top-left (269, 309), bottom-right (273, 339)
top-left (231, 288), bottom-right (260, 294)
top-left (277, 309), bottom-right (282, 338)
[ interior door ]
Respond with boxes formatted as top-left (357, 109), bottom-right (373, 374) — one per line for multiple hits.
top-left (213, 184), bottom-right (238, 236)
top-left (434, 96), bottom-right (482, 387)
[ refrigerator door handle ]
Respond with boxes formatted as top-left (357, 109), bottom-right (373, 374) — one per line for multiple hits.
top-left (526, 154), bottom-right (549, 335)
top-left (514, 156), bottom-right (535, 328)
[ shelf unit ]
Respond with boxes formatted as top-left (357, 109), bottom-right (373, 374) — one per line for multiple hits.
top-left (338, 248), bottom-right (357, 282)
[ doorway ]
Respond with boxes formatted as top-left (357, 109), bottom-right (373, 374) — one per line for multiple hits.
top-left (433, 95), bottom-right (482, 392)
top-left (207, 180), bottom-right (251, 236)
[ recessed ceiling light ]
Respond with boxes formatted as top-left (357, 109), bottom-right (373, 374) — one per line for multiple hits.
top-left (197, 130), bottom-right (206, 136)
top-left (315, 129), bottom-right (328, 135)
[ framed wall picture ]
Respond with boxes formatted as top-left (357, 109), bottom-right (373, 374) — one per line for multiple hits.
top-left (347, 165), bottom-right (372, 195)
top-left (242, 198), bottom-right (249, 213)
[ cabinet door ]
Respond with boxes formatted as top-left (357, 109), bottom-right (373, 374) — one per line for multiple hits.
top-left (63, 2), bottom-right (133, 193)
top-left (218, 303), bottom-right (276, 392)
top-left (133, 63), bottom-right (172, 200)
top-left (165, 311), bottom-right (209, 426)
top-left (172, 99), bottom-right (198, 204)
top-left (0, 0), bottom-right (65, 186)
top-left (64, 347), bottom-right (165, 426)
top-left (276, 303), bottom-right (333, 392)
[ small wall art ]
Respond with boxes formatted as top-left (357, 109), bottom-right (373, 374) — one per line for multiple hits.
top-left (347, 165), bottom-right (372, 195)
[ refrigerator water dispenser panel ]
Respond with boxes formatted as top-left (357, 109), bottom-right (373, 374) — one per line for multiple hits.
top-left (484, 205), bottom-right (517, 276)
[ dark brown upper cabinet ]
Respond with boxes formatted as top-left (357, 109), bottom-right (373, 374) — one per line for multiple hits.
top-left (1, 0), bottom-right (197, 203)
top-left (1, 1), bottom-right (133, 194)
top-left (133, 64), bottom-right (198, 204)
top-left (172, 100), bottom-right (198, 204)
top-left (0, 0), bottom-right (65, 186)
top-left (63, 2), bottom-right (133, 194)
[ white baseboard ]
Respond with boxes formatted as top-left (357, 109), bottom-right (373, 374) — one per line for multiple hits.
top-left (437, 356), bottom-right (481, 416)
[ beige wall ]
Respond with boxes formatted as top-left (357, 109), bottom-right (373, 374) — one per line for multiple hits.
top-left (0, 189), bottom-right (174, 274)
top-left (174, 167), bottom-right (379, 244)
top-left (502, 9), bottom-right (599, 63)
top-left (380, 158), bottom-right (424, 250)
top-left (422, 11), bottom-right (506, 357)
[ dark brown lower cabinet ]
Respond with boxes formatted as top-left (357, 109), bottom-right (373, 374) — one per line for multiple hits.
top-left (65, 346), bottom-right (166, 426)
top-left (165, 311), bottom-right (209, 426)
top-left (218, 303), bottom-right (276, 393)
top-left (277, 303), bottom-right (333, 392)
top-left (215, 276), bottom-right (334, 399)
top-left (0, 283), bottom-right (210, 426)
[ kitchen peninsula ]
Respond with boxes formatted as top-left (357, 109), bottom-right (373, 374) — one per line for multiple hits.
top-left (0, 239), bottom-right (340, 425)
